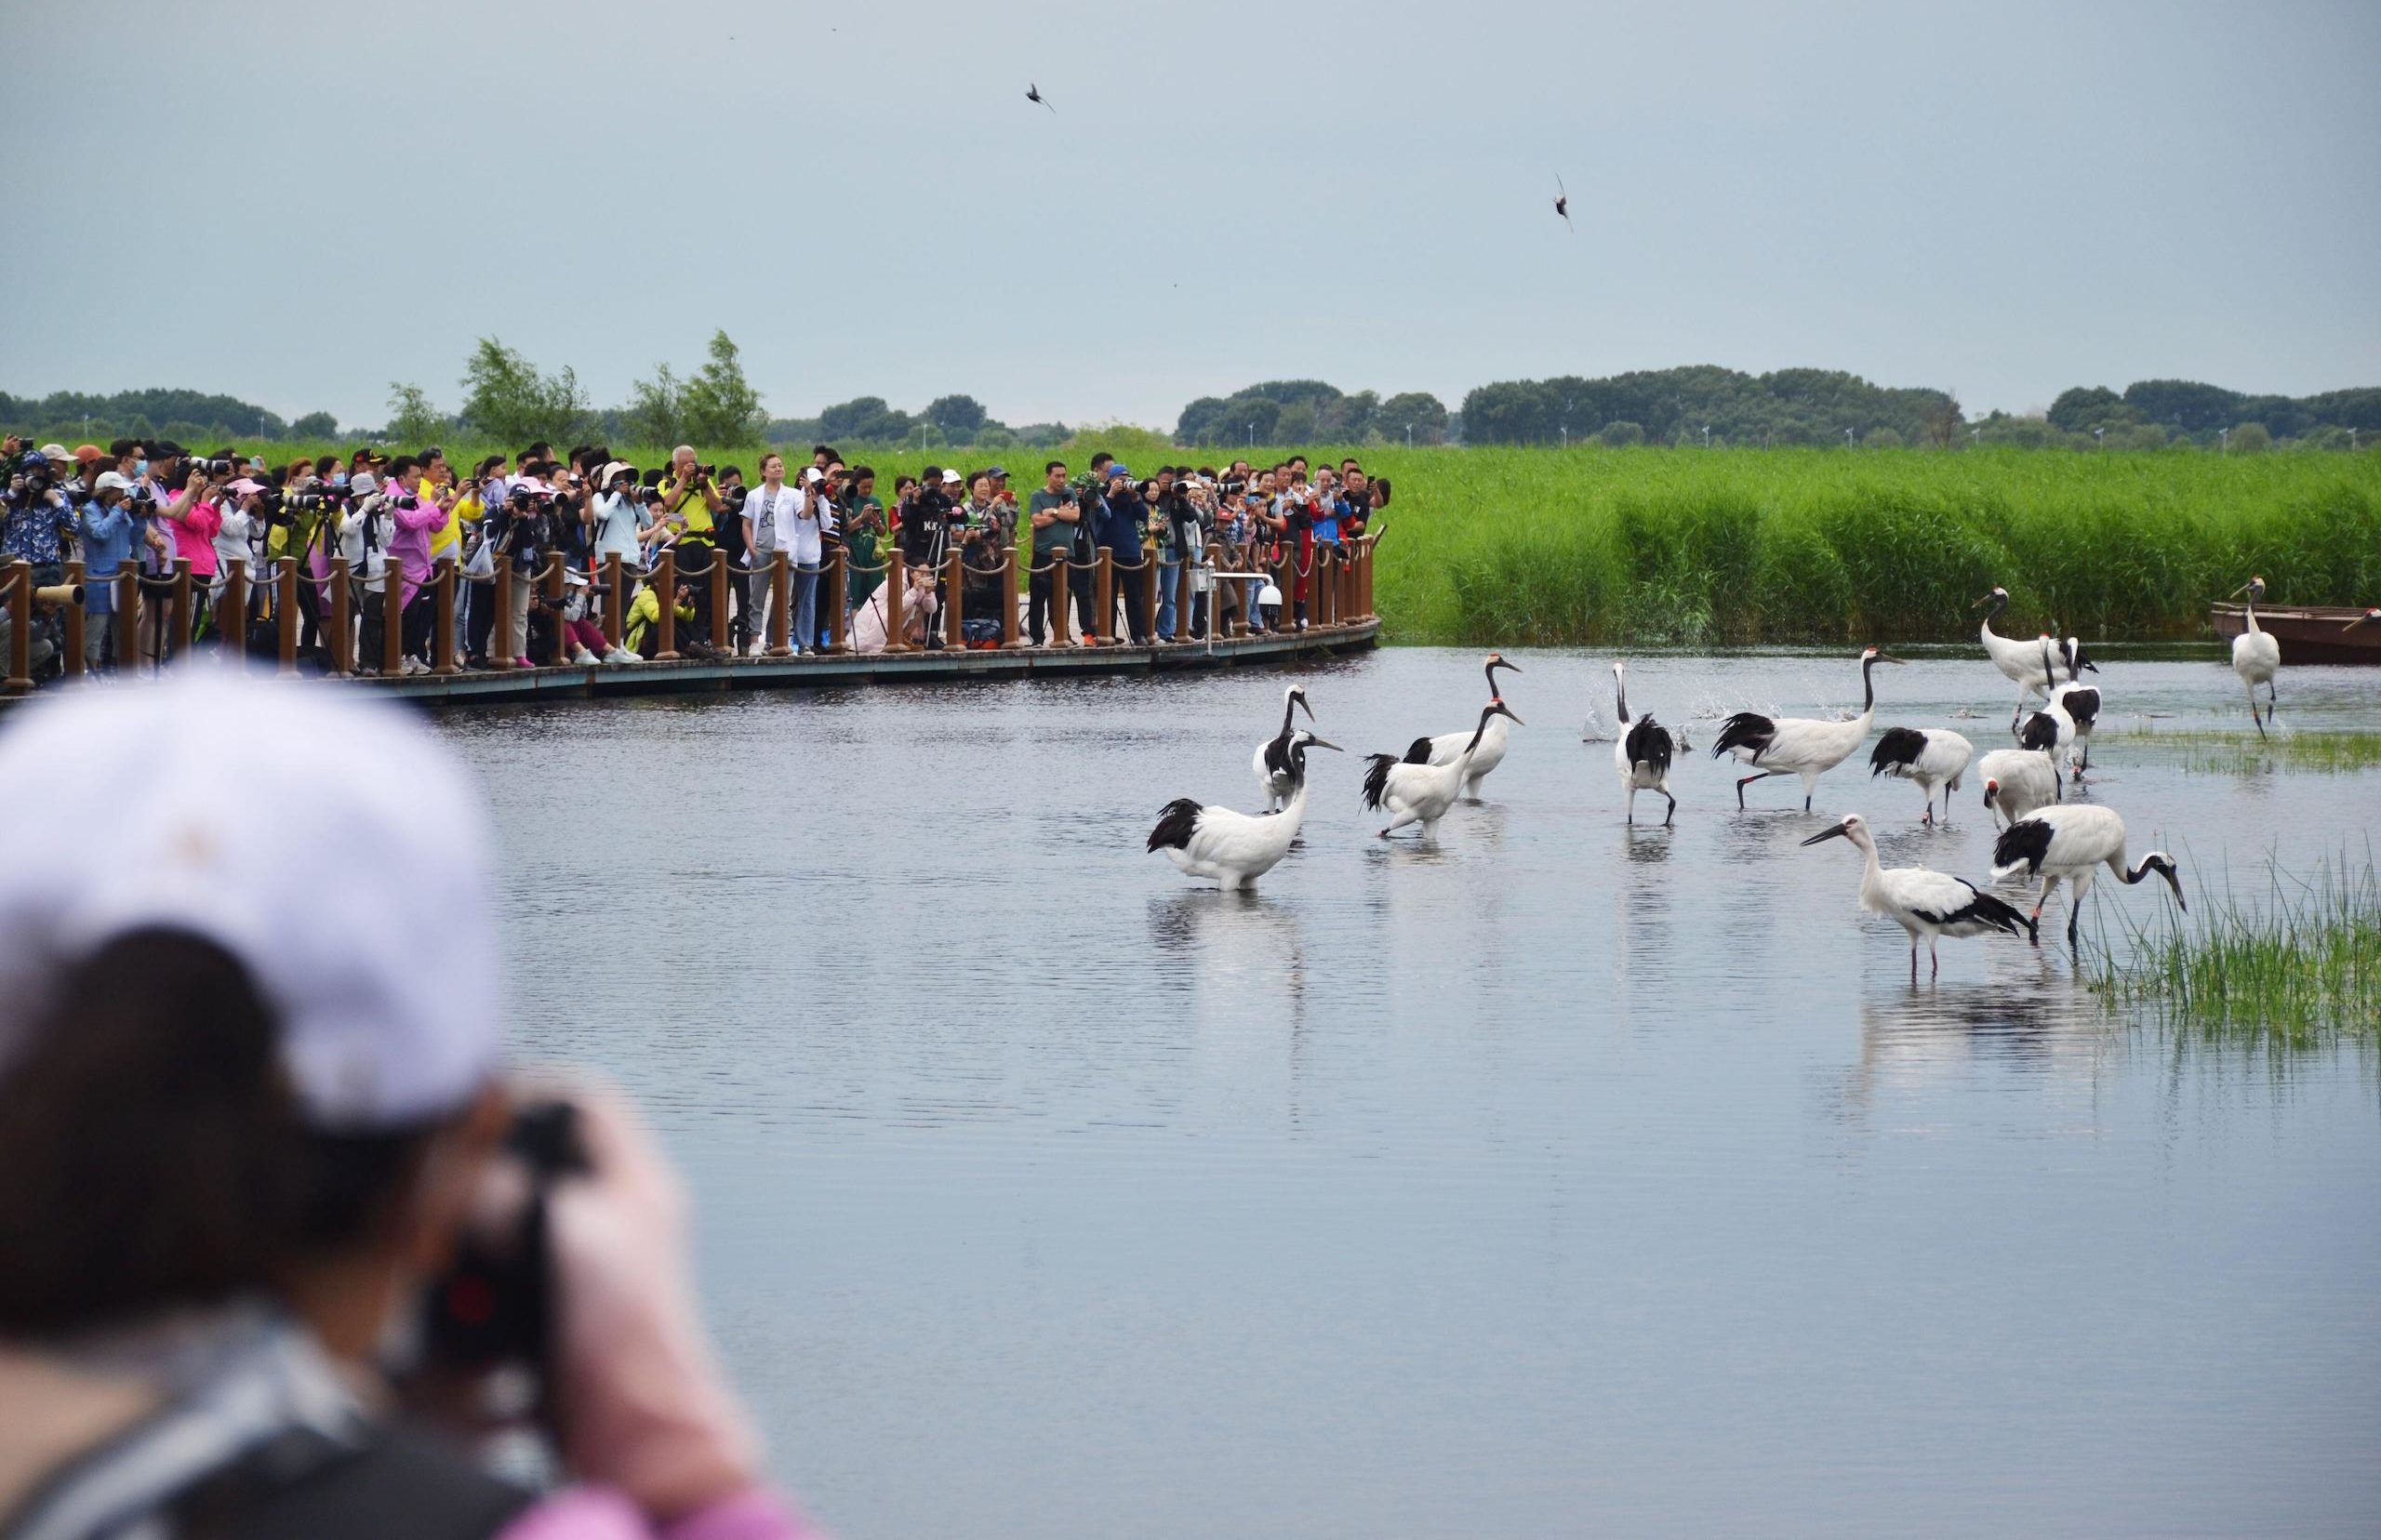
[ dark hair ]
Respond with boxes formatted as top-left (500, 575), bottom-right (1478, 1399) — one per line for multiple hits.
top-left (315, 454), bottom-right (341, 477)
top-left (811, 444), bottom-right (836, 460)
top-left (1044, 459), bottom-right (1067, 475)
top-left (718, 464), bottom-right (744, 483)
top-left (0, 930), bottom-right (437, 1339)
top-left (1371, 477), bottom-right (1391, 508)
top-left (109, 438), bottom-right (140, 458)
top-left (474, 454), bottom-right (506, 477)
top-left (388, 455), bottom-right (420, 478)
top-left (850, 464), bottom-right (875, 483)
top-left (894, 475), bottom-right (918, 494)
top-left (420, 445), bottom-right (446, 463)
top-left (1089, 452), bottom-right (1113, 471)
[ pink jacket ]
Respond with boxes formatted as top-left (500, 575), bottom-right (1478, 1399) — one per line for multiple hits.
top-left (169, 499), bottom-right (223, 577)
top-left (499, 1486), bottom-right (820, 1540)
top-left (386, 490), bottom-right (449, 607)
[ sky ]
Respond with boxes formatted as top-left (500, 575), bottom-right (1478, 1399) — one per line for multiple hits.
top-left (7, 0), bottom-right (2379, 432)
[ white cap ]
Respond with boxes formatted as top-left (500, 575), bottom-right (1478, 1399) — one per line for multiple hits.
top-left (0, 671), bottom-right (503, 1131)
top-left (803, 467), bottom-right (825, 485)
top-left (939, 469), bottom-right (962, 485)
top-left (351, 471), bottom-right (379, 496)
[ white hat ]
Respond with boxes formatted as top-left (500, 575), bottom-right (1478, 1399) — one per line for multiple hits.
top-left (94, 471), bottom-right (133, 493)
top-left (939, 469), bottom-right (962, 485)
top-left (351, 471), bottom-right (379, 496)
top-left (803, 466), bottom-right (825, 485)
top-left (0, 671), bottom-right (503, 1131)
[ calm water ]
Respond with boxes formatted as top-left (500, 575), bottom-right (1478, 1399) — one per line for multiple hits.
top-left (440, 647), bottom-right (2381, 1540)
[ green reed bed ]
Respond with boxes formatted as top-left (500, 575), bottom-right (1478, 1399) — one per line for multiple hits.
top-left (2091, 854), bottom-right (2381, 1054)
top-left (2120, 728), bottom-right (2381, 777)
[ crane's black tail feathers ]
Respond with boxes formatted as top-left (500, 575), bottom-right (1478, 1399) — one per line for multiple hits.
top-left (1147, 799), bottom-right (1203, 852)
top-left (2017, 711), bottom-right (2060, 752)
top-left (1624, 716), bottom-right (1672, 777)
top-left (1361, 754), bottom-right (1397, 810)
top-left (1402, 736), bottom-right (1435, 764)
top-left (1869, 725), bottom-right (1927, 776)
top-left (1959, 886), bottom-right (2038, 943)
top-left (2058, 686), bottom-right (2102, 727)
top-left (1711, 711), bottom-right (1775, 760)
top-left (1990, 816), bottom-right (2055, 878)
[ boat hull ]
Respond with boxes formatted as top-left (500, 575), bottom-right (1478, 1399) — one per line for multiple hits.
top-left (2210, 604), bottom-right (2381, 665)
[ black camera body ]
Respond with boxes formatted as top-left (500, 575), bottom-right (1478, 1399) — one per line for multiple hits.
top-left (417, 1100), bottom-right (591, 1376)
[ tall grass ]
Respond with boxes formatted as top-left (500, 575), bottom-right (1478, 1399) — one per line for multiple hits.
top-left (2091, 853), bottom-right (2381, 1056)
top-left (212, 437), bottom-right (2381, 644)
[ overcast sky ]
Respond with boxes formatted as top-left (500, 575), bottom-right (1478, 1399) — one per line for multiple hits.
top-left (8, 0), bottom-right (2377, 431)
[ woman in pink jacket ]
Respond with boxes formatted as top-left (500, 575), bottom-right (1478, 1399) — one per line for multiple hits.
top-left (384, 454), bottom-right (452, 669)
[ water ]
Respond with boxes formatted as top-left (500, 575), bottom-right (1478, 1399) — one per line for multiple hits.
top-left (438, 647), bottom-right (2381, 1540)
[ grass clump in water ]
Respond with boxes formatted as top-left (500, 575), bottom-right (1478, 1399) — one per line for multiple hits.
top-left (2092, 853), bottom-right (2381, 1053)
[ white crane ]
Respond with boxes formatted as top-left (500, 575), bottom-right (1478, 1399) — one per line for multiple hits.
top-left (1710, 646), bottom-right (1904, 812)
top-left (1151, 727), bottom-right (1340, 887)
top-left (1363, 700), bottom-right (1523, 839)
top-left (1989, 803), bottom-right (2185, 949)
top-left (2013, 637), bottom-right (2077, 763)
top-left (2228, 576), bottom-right (2281, 738)
top-left (1409, 653), bottom-right (1524, 796)
top-left (1973, 587), bottom-right (2065, 730)
top-left (1251, 684), bottom-right (1318, 811)
top-left (1867, 726), bottom-right (1972, 826)
top-left (1976, 748), bottom-right (2062, 829)
top-left (1610, 660), bottom-right (1676, 826)
top-left (2051, 677), bottom-right (2100, 778)
top-left (1802, 813), bottom-right (2037, 979)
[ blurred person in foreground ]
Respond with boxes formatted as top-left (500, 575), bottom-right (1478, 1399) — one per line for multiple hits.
top-left (0, 673), bottom-right (818, 1539)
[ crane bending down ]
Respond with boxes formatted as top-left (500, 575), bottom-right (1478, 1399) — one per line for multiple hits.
top-left (1252, 684), bottom-right (1317, 810)
top-left (1711, 646), bottom-right (1903, 812)
top-left (1611, 660), bottom-right (1676, 826)
top-left (1364, 700), bottom-right (1523, 838)
top-left (1977, 748), bottom-right (2062, 829)
top-left (1410, 654), bottom-right (1524, 796)
top-left (1802, 813), bottom-right (2036, 979)
top-left (1868, 726), bottom-right (1972, 826)
top-left (1989, 803), bottom-right (2184, 949)
top-left (2228, 577), bottom-right (2281, 738)
top-left (1151, 728), bottom-right (1340, 887)
top-left (1973, 587), bottom-right (2069, 730)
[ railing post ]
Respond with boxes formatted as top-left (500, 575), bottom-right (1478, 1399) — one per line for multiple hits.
top-left (432, 558), bottom-right (459, 674)
top-left (4, 564), bottom-right (30, 694)
top-left (1094, 549), bottom-right (1113, 644)
top-left (767, 550), bottom-right (792, 656)
top-left (1138, 553), bottom-right (1157, 644)
top-left (1363, 539), bottom-right (1377, 618)
top-left (490, 557), bottom-right (513, 668)
top-left (381, 559), bottom-right (406, 678)
top-left (117, 571), bottom-right (139, 671)
top-left (709, 551), bottom-right (731, 655)
top-left (942, 551), bottom-right (964, 649)
top-left (603, 551), bottom-right (625, 650)
top-left (217, 559), bottom-right (246, 668)
top-left (884, 551), bottom-right (910, 653)
top-left (544, 557), bottom-right (568, 668)
top-left (168, 559), bottom-right (193, 662)
top-left (1316, 550), bottom-right (1336, 629)
top-left (276, 558), bottom-right (299, 676)
top-left (62, 560), bottom-right (86, 678)
top-left (1051, 553), bottom-right (1072, 645)
top-left (1000, 546), bottom-right (1024, 648)
top-left (653, 550), bottom-right (680, 661)
top-left (823, 545), bottom-right (848, 654)
top-left (1204, 547), bottom-right (1220, 642)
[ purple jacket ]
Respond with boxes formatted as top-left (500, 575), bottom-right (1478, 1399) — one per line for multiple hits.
top-left (385, 487), bottom-right (449, 606)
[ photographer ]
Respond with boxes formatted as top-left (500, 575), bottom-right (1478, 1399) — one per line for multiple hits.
top-left (656, 447), bottom-right (725, 653)
top-left (485, 477), bottom-right (562, 669)
top-left (75, 471), bottom-right (140, 670)
top-left (839, 466), bottom-right (885, 613)
top-left (0, 675), bottom-right (815, 1540)
top-left (1092, 462), bottom-right (1150, 644)
top-left (384, 456), bottom-right (451, 672)
top-left (1025, 460), bottom-right (1080, 646)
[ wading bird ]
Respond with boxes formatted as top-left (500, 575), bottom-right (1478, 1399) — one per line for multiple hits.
top-left (1712, 646), bottom-right (1904, 812)
top-left (1150, 728), bottom-right (1338, 888)
top-left (1973, 587), bottom-right (2067, 729)
top-left (1989, 803), bottom-right (2184, 949)
top-left (1364, 701), bottom-right (1523, 839)
top-left (1554, 174), bottom-right (1572, 232)
top-left (2052, 675), bottom-right (2100, 777)
top-left (1410, 653), bottom-right (1523, 796)
top-left (1252, 684), bottom-right (1318, 811)
top-left (2228, 576), bottom-right (2281, 737)
top-left (1977, 748), bottom-right (2062, 829)
top-left (1026, 83), bottom-right (1055, 112)
top-left (1802, 813), bottom-right (2037, 979)
top-left (1611, 660), bottom-right (1676, 826)
top-left (1868, 726), bottom-right (1972, 826)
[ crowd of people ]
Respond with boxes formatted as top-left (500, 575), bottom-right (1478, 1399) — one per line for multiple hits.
top-left (0, 432), bottom-right (1389, 682)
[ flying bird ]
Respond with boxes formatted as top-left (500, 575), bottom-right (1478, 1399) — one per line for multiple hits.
top-left (1027, 83), bottom-right (1055, 112)
top-left (1553, 174), bottom-right (1572, 232)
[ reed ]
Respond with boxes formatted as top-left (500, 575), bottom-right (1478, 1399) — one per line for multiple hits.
top-left (2126, 729), bottom-right (2381, 777)
top-left (2091, 852), bottom-right (2381, 1054)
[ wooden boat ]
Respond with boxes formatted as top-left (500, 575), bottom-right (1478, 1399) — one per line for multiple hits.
top-left (2209, 602), bottom-right (2381, 665)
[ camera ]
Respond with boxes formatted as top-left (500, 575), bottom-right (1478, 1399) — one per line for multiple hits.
top-left (288, 488), bottom-right (343, 512)
top-left (416, 1100), bottom-right (591, 1383)
top-left (193, 457), bottom-right (234, 476)
top-left (127, 486), bottom-right (156, 509)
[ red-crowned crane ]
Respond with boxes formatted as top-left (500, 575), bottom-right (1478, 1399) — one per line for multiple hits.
top-left (1711, 646), bottom-right (1904, 812)
top-left (1363, 700), bottom-right (1523, 839)
top-left (1977, 748), bottom-right (2062, 829)
top-left (1152, 727), bottom-right (1340, 887)
top-left (2228, 577), bottom-right (2282, 738)
top-left (1610, 660), bottom-right (1676, 826)
top-left (1869, 726), bottom-right (1972, 826)
top-left (1973, 587), bottom-right (2066, 730)
top-left (1802, 813), bottom-right (2037, 979)
top-left (1409, 654), bottom-right (1524, 796)
top-left (1251, 684), bottom-right (1317, 811)
top-left (1989, 803), bottom-right (2184, 949)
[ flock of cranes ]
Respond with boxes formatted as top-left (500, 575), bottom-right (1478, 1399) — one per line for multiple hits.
top-left (1149, 574), bottom-right (2365, 976)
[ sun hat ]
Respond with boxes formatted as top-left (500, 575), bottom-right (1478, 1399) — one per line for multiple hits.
top-left (94, 471), bottom-right (133, 494)
top-left (0, 671), bottom-right (503, 1131)
top-left (37, 443), bottom-right (71, 464)
top-left (351, 471), bottom-right (379, 496)
top-left (226, 478), bottom-right (266, 498)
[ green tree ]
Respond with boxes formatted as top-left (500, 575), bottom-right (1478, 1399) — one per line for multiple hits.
top-left (627, 363), bottom-right (686, 448)
top-left (1377, 392), bottom-right (1449, 445)
top-left (386, 383), bottom-right (443, 445)
top-left (924, 394), bottom-right (988, 440)
top-left (289, 410), bottom-right (339, 440)
top-left (1599, 420), bottom-right (1645, 446)
top-left (2230, 421), bottom-right (2271, 454)
top-left (682, 329), bottom-right (767, 446)
top-left (459, 337), bottom-right (588, 447)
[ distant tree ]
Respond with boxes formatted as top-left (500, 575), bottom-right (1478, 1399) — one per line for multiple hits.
top-left (2046, 386), bottom-right (2143, 435)
top-left (2122, 378), bottom-right (2241, 435)
top-left (681, 330), bottom-right (767, 445)
top-left (2230, 421), bottom-right (2271, 454)
top-left (1863, 427), bottom-right (1904, 448)
top-left (1924, 390), bottom-right (1964, 448)
top-left (818, 396), bottom-right (914, 443)
top-left (289, 410), bottom-right (339, 440)
top-left (924, 394), bottom-right (988, 440)
top-left (385, 383), bottom-right (444, 445)
top-left (1599, 420), bottom-right (1645, 446)
top-left (459, 337), bottom-right (589, 447)
top-left (626, 363), bottom-right (685, 448)
top-left (1377, 392), bottom-right (1449, 445)
top-left (1274, 402), bottom-right (1319, 443)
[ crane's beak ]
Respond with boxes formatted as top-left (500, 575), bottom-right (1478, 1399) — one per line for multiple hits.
top-left (1970, 592), bottom-right (1996, 610)
top-left (2345, 612), bottom-right (2381, 631)
top-left (1297, 692), bottom-right (1315, 723)
top-left (1874, 652), bottom-right (1908, 665)
top-left (2228, 583), bottom-right (2249, 599)
top-left (1494, 701), bottom-right (1524, 725)
top-left (2160, 862), bottom-right (2187, 909)
top-left (1982, 780), bottom-right (2000, 806)
top-left (1800, 824), bottom-right (1853, 846)
top-left (1492, 657), bottom-right (1523, 674)
top-left (2082, 658), bottom-right (2100, 673)
top-left (1305, 736), bottom-right (1343, 752)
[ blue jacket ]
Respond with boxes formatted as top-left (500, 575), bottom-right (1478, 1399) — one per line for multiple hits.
top-left (1093, 488), bottom-right (1143, 554)
top-left (76, 498), bottom-right (139, 613)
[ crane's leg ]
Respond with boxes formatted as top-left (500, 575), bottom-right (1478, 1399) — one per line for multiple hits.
top-left (1662, 790), bottom-right (1676, 828)
top-left (1929, 936), bottom-right (1940, 978)
top-left (1378, 807), bottom-right (1420, 839)
top-left (1625, 785), bottom-right (1635, 825)
top-left (2029, 875), bottom-right (2060, 945)
top-left (1922, 786), bottom-right (1935, 827)
top-left (1802, 772), bottom-right (1818, 813)
top-left (1909, 933), bottom-right (1920, 984)
top-left (2247, 684), bottom-right (2267, 740)
top-left (1736, 771), bottom-right (1775, 809)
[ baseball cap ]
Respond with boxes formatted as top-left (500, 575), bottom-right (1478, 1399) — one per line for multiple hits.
top-left (0, 671), bottom-right (503, 1131)
top-left (986, 465), bottom-right (1009, 479)
top-left (94, 471), bottom-right (133, 494)
top-left (804, 467), bottom-right (825, 485)
top-left (73, 445), bottom-right (104, 465)
top-left (939, 469), bottom-right (962, 485)
top-left (1105, 462), bottom-right (1132, 480)
top-left (37, 443), bottom-right (71, 464)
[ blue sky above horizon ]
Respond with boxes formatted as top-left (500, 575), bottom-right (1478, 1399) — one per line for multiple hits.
top-left (8, 0), bottom-right (2377, 431)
